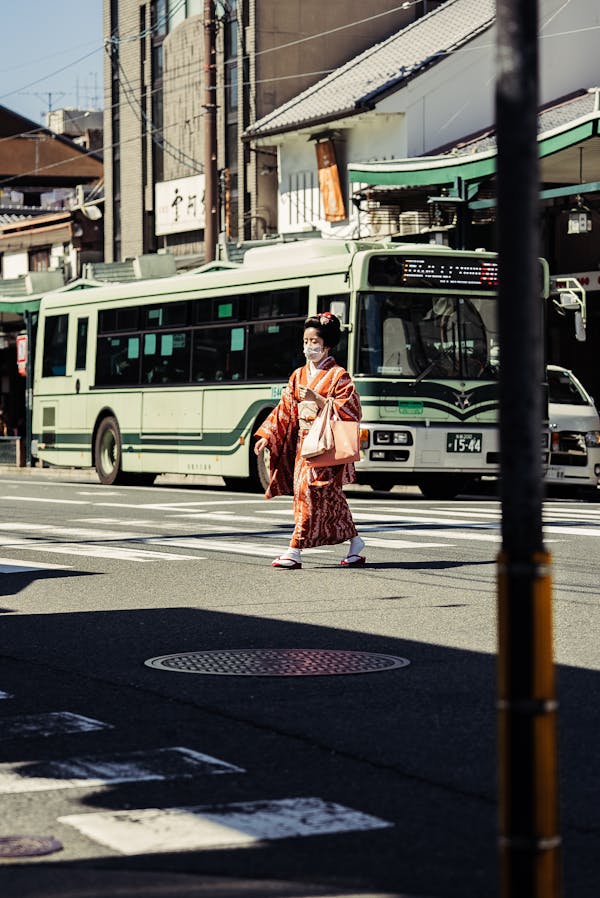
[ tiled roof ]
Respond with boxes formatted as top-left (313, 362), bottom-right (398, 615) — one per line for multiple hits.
top-left (245, 0), bottom-right (495, 139)
top-left (441, 90), bottom-right (599, 158)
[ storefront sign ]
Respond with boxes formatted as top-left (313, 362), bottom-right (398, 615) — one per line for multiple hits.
top-left (16, 334), bottom-right (27, 377)
top-left (155, 175), bottom-right (206, 236)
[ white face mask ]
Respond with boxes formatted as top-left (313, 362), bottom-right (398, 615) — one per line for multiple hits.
top-left (303, 345), bottom-right (325, 362)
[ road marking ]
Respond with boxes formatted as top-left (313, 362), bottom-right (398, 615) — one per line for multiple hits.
top-left (15, 543), bottom-right (202, 562)
top-left (0, 747), bottom-right (244, 794)
top-left (0, 712), bottom-right (112, 741)
top-left (0, 557), bottom-right (71, 574)
top-left (0, 496), bottom-right (88, 505)
top-left (143, 537), bottom-right (330, 557)
top-left (0, 523), bottom-right (149, 540)
top-left (364, 537), bottom-right (453, 549)
top-left (59, 797), bottom-right (392, 854)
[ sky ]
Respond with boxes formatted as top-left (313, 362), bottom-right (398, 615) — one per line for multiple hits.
top-left (1, 2), bottom-right (104, 125)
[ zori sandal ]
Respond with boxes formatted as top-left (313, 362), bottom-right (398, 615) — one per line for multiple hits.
top-left (272, 555), bottom-right (302, 569)
top-left (340, 554), bottom-right (366, 567)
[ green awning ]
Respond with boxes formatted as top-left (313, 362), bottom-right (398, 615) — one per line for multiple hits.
top-left (0, 297), bottom-right (41, 313)
top-left (348, 117), bottom-right (597, 188)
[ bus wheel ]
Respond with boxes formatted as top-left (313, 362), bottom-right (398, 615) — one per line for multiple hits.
top-left (417, 475), bottom-right (473, 500)
top-left (94, 416), bottom-right (125, 485)
top-left (249, 441), bottom-right (271, 493)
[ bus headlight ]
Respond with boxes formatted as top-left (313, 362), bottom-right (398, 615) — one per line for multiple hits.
top-left (585, 431), bottom-right (600, 446)
top-left (374, 430), bottom-right (411, 445)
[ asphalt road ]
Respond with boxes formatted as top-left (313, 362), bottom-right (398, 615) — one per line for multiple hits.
top-left (0, 471), bottom-right (598, 898)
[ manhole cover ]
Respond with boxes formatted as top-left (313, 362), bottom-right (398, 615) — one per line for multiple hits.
top-left (144, 648), bottom-right (410, 677)
top-left (0, 835), bottom-right (63, 858)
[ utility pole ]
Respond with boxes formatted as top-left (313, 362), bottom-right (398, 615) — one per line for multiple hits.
top-left (203, 0), bottom-right (218, 262)
top-left (495, 2), bottom-right (562, 897)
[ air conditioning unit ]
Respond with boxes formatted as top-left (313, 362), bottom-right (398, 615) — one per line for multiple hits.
top-left (398, 211), bottom-right (429, 235)
top-left (367, 210), bottom-right (395, 237)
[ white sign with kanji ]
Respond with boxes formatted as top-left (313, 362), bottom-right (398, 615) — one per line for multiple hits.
top-left (155, 175), bottom-right (206, 236)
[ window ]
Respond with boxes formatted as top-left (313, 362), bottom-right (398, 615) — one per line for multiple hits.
top-left (247, 321), bottom-right (304, 380)
top-left (251, 287), bottom-right (308, 320)
top-left (193, 296), bottom-right (247, 324)
top-left (96, 335), bottom-right (141, 385)
top-left (142, 330), bottom-right (191, 383)
top-left (42, 315), bottom-right (69, 377)
top-left (192, 327), bottom-right (245, 382)
top-left (99, 306), bottom-right (140, 333)
top-left (143, 301), bottom-right (189, 329)
top-left (317, 294), bottom-right (349, 368)
top-left (75, 318), bottom-right (89, 370)
top-left (547, 369), bottom-right (590, 406)
top-left (357, 293), bottom-right (495, 380)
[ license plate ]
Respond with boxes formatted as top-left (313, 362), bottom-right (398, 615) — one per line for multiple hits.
top-left (447, 432), bottom-right (482, 453)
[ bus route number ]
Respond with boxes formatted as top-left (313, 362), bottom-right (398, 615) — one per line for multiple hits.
top-left (447, 432), bottom-right (482, 453)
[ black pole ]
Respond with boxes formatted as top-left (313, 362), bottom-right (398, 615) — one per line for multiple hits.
top-left (24, 311), bottom-right (33, 468)
top-left (495, 2), bottom-right (561, 896)
top-left (203, 0), bottom-right (218, 262)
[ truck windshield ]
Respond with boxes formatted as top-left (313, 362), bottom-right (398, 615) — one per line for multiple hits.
top-left (356, 292), bottom-right (499, 380)
top-left (547, 369), bottom-right (590, 406)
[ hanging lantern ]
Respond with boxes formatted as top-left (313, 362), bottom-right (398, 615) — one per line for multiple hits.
top-left (567, 195), bottom-right (592, 235)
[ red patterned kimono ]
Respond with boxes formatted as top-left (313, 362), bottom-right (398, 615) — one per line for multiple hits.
top-left (256, 356), bottom-right (362, 549)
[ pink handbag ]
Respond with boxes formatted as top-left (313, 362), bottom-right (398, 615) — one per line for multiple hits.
top-left (301, 398), bottom-right (360, 467)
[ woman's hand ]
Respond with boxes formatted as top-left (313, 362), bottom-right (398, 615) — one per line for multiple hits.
top-left (254, 437), bottom-right (268, 456)
top-left (298, 386), bottom-right (325, 408)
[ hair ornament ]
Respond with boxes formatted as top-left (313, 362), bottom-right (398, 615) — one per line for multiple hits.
top-left (319, 312), bottom-right (334, 325)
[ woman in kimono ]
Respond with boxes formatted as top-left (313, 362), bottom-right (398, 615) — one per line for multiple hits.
top-left (254, 312), bottom-right (365, 569)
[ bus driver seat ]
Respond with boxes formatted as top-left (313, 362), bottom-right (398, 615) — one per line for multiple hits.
top-left (381, 317), bottom-right (413, 377)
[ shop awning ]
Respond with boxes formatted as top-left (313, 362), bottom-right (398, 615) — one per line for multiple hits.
top-left (0, 297), bottom-right (41, 313)
top-left (348, 108), bottom-right (600, 195)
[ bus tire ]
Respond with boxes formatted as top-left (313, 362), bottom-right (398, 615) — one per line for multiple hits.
top-left (94, 416), bottom-right (125, 486)
top-left (417, 474), bottom-right (473, 500)
top-left (246, 438), bottom-right (270, 493)
top-left (246, 410), bottom-right (275, 493)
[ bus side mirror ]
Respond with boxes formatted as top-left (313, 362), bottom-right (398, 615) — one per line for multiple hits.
top-left (574, 310), bottom-right (586, 342)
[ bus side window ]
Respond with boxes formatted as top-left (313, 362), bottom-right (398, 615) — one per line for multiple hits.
top-left (75, 317), bottom-right (89, 370)
top-left (42, 314), bottom-right (69, 377)
top-left (317, 294), bottom-right (349, 368)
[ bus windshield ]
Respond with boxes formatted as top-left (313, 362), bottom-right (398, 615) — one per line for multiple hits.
top-left (356, 291), bottom-right (499, 380)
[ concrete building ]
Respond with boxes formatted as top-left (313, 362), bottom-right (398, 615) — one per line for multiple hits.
top-left (102, 0), bottom-right (445, 265)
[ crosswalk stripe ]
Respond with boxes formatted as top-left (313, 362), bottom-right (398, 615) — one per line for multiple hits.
top-left (0, 523), bottom-right (149, 540)
top-left (59, 797), bottom-right (392, 854)
top-left (143, 537), bottom-right (331, 557)
top-left (0, 557), bottom-right (71, 574)
top-left (364, 537), bottom-right (454, 549)
top-left (14, 542), bottom-right (202, 562)
top-left (0, 747), bottom-right (244, 794)
top-left (0, 712), bottom-right (112, 741)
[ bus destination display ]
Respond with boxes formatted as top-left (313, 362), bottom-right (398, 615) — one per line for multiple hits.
top-left (368, 254), bottom-right (499, 291)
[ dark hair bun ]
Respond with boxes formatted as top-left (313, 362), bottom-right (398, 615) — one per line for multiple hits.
top-left (304, 311), bottom-right (341, 348)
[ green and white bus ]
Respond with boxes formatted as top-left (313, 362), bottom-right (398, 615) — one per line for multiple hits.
top-left (31, 239), bottom-right (548, 497)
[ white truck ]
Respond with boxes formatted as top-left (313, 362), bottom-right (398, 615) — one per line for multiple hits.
top-left (546, 365), bottom-right (600, 493)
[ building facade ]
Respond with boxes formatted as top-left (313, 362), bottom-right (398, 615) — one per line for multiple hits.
top-left (102, 0), bottom-right (445, 264)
